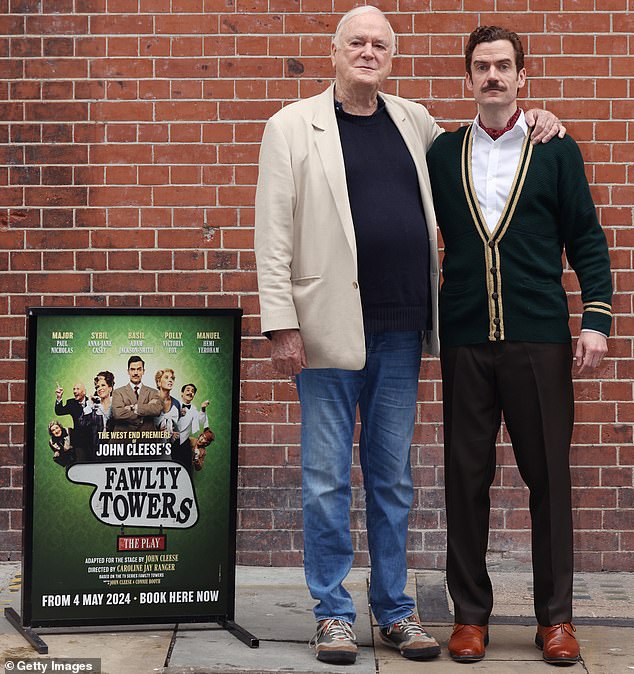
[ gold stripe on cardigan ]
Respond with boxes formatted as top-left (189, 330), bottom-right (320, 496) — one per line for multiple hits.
top-left (584, 301), bottom-right (612, 310)
top-left (461, 124), bottom-right (533, 342)
top-left (584, 307), bottom-right (613, 317)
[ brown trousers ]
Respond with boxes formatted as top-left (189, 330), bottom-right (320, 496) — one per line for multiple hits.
top-left (441, 341), bottom-right (575, 626)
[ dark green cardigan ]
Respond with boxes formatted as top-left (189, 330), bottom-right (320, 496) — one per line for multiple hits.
top-left (427, 126), bottom-right (612, 347)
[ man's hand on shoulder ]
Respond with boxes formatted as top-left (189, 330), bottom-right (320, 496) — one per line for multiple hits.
top-left (271, 329), bottom-right (307, 376)
top-left (575, 331), bottom-right (608, 374)
top-left (525, 109), bottom-right (566, 145)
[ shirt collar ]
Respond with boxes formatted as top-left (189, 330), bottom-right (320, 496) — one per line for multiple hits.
top-left (473, 109), bottom-right (527, 142)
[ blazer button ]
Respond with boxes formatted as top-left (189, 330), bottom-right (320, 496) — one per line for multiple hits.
top-left (352, 281), bottom-right (358, 289)
top-left (488, 241), bottom-right (495, 248)
top-left (494, 330), bottom-right (501, 339)
top-left (493, 317), bottom-right (500, 325)
top-left (492, 292), bottom-right (498, 300)
top-left (490, 267), bottom-right (497, 274)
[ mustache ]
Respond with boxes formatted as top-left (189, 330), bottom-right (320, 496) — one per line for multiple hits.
top-left (482, 84), bottom-right (505, 92)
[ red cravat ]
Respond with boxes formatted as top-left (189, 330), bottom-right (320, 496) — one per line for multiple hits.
top-left (478, 108), bottom-right (522, 140)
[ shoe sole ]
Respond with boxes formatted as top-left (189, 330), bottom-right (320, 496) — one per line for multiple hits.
top-left (542, 656), bottom-right (580, 666)
top-left (380, 634), bottom-right (441, 660)
top-left (450, 652), bottom-right (485, 662)
top-left (316, 650), bottom-right (357, 665)
top-left (535, 636), bottom-right (579, 666)
top-left (400, 645), bottom-right (441, 660)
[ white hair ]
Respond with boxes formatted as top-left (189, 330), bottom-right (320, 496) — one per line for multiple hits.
top-left (333, 5), bottom-right (396, 56)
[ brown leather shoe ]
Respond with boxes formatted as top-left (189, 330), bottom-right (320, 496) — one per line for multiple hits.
top-left (535, 623), bottom-right (580, 665)
top-left (448, 623), bottom-right (489, 662)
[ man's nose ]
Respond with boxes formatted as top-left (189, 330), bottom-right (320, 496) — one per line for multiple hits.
top-left (361, 41), bottom-right (374, 58)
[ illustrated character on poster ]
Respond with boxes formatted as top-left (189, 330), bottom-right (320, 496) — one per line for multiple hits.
top-left (176, 383), bottom-right (210, 472)
top-left (47, 420), bottom-right (76, 467)
top-left (154, 368), bottom-right (182, 461)
top-left (80, 370), bottom-right (115, 460)
top-left (54, 381), bottom-right (94, 462)
top-left (111, 356), bottom-right (162, 433)
top-left (192, 428), bottom-right (215, 472)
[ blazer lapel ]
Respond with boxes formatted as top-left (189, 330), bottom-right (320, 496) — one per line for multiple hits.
top-left (139, 384), bottom-right (152, 404)
top-left (312, 84), bottom-right (357, 261)
top-left (384, 98), bottom-right (430, 203)
top-left (384, 96), bottom-right (439, 274)
top-left (122, 385), bottom-right (134, 406)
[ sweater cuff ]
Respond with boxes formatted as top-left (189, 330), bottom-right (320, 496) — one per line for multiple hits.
top-left (581, 302), bottom-right (612, 337)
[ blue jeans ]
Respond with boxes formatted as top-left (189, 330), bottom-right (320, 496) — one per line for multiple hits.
top-left (296, 331), bottom-right (423, 627)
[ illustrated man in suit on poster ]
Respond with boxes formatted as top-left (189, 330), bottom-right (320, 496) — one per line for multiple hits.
top-left (111, 355), bottom-right (162, 433)
top-left (54, 381), bottom-right (93, 461)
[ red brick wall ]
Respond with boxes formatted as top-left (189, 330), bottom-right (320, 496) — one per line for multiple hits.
top-left (1, 1), bottom-right (632, 570)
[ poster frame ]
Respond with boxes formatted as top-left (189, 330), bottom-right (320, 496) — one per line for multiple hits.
top-left (20, 306), bottom-right (245, 632)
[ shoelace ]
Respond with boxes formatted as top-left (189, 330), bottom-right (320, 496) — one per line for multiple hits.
top-left (310, 618), bottom-right (355, 645)
top-left (389, 616), bottom-right (426, 637)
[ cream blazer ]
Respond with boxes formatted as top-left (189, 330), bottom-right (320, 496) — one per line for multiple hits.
top-left (255, 83), bottom-right (442, 370)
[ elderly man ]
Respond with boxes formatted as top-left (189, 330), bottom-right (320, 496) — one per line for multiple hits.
top-left (427, 26), bottom-right (612, 665)
top-left (54, 381), bottom-right (93, 461)
top-left (255, 7), bottom-right (560, 666)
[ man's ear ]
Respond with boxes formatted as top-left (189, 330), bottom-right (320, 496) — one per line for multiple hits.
top-left (517, 67), bottom-right (527, 91)
top-left (465, 71), bottom-right (474, 92)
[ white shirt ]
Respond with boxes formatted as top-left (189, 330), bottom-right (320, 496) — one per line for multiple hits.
top-left (155, 398), bottom-right (180, 434)
top-left (177, 403), bottom-right (208, 445)
top-left (471, 110), bottom-right (528, 233)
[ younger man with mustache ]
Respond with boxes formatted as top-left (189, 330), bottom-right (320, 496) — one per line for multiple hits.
top-left (427, 25), bottom-right (612, 666)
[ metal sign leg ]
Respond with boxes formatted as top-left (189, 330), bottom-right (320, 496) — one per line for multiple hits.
top-left (218, 618), bottom-right (259, 648)
top-left (4, 607), bottom-right (49, 654)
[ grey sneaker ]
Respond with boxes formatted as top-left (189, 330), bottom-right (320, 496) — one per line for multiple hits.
top-left (380, 613), bottom-right (441, 660)
top-left (309, 618), bottom-right (358, 665)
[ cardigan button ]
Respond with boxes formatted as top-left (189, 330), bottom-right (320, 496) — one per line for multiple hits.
top-left (492, 292), bottom-right (498, 300)
top-left (352, 281), bottom-right (358, 289)
top-left (493, 318), bottom-right (500, 325)
top-left (494, 331), bottom-right (501, 339)
top-left (488, 241), bottom-right (495, 248)
top-left (490, 267), bottom-right (497, 274)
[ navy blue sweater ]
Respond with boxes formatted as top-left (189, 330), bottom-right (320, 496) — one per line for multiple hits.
top-left (336, 98), bottom-right (431, 333)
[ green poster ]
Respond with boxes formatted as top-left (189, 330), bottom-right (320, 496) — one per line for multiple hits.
top-left (23, 308), bottom-right (242, 627)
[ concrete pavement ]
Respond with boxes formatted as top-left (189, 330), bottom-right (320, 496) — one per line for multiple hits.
top-left (1, 563), bottom-right (633, 673)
